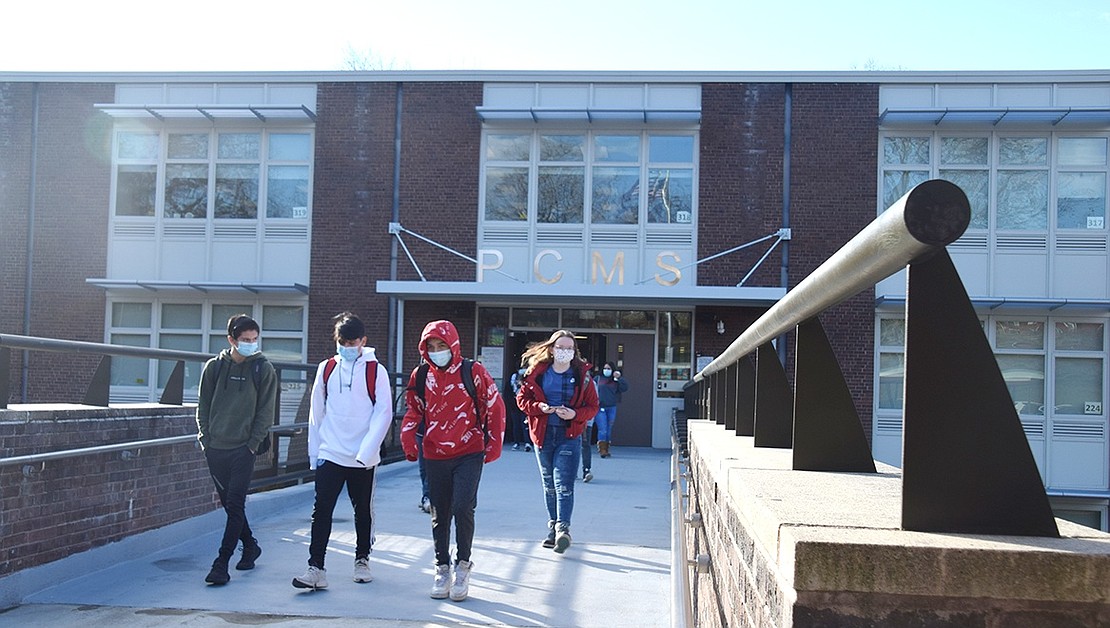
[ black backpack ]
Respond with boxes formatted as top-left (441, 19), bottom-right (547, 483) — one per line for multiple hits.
top-left (410, 359), bottom-right (489, 446)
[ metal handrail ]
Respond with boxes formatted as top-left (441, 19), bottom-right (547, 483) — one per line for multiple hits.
top-left (670, 419), bottom-right (694, 628)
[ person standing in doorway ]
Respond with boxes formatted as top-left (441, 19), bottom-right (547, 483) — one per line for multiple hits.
top-left (593, 362), bottom-right (629, 458)
top-left (507, 367), bottom-right (533, 452)
top-left (401, 320), bottom-right (505, 602)
top-left (292, 313), bottom-right (393, 590)
top-left (196, 314), bottom-right (277, 586)
top-left (516, 330), bottom-right (599, 554)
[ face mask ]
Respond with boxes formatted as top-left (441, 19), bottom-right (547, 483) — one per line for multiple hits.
top-left (553, 348), bottom-right (574, 364)
top-left (602, 368), bottom-right (612, 377)
top-left (337, 344), bottom-right (360, 361)
top-left (428, 349), bottom-right (452, 367)
top-left (236, 341), bottom-right (259, 357)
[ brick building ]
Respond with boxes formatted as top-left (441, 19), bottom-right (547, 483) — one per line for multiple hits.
top-left (2, 70), bottom-right (1107, 529)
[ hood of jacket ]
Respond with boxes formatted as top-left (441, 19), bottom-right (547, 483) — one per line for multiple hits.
top-left (418, 320), bottom-right (462, 368)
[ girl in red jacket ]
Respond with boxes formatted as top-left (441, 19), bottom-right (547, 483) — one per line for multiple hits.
top-left (516, 329), bottom-right (599, 554)
top-left (401, 320), bottom-right (505, 601)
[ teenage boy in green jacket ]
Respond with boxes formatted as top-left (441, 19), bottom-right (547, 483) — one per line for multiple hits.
top-left (196, 314), bottom-right (277, 585)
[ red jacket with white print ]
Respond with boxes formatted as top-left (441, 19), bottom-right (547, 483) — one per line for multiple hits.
top-left (400, 320), bottom-right (505, 463)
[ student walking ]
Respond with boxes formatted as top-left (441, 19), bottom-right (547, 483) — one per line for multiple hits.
top-left (516, 330), bottom-right (599, 554)
top-left (292, 313), bottom-right (393, 590)
top-left (593, 362), bottom-right (629, 458)
top-left (196, 314), bottom-right (277, 585)
top-left (401, 320), bottom-right (505, 602)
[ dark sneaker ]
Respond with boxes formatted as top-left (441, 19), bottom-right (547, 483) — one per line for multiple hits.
top-left (235, 543), bottom-right (262, 570)
top-left (583, 469), bottom-right (593, 483)
top-left (542, 528), bottom-right (556, 549)
top-left (205, 559), bottom-right (230, 585)
top-left (554, 528), bottom-right (572, 554)
top-left (524, 444), bottom-right (533, 452)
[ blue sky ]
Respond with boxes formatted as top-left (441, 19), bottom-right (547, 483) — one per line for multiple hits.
top-left (4, 0), bottom-right (1109, 73)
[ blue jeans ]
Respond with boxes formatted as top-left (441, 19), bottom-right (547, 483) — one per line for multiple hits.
top-left (596, 406), bottom-right (618, 442)
top-left (535, 424), bottom-right (581, 528)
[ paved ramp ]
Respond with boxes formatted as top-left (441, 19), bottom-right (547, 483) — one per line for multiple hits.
top-left (4, 446), bottom-right (673, 627)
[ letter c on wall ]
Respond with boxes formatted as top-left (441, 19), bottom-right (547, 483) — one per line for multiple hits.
top-left (534, 249), bottom-right (563, 284)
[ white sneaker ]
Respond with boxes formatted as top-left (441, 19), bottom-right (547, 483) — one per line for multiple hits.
top-left (430, 563), bottom-right (451, 599)
top-left (353, 557), bottom-right (372, 583)
top-left (450, 560), bottom-right (473, 601)
top-left (583, 469), bottom-right (593, 483)
top-left (292, 565), bottom-right (328, 590)
top-left (420, 496), bottom-right (432, 514)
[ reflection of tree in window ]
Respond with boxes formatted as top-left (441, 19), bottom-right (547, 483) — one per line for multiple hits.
top-left (592, 167), bottom-right (638, 224)
top-left (116, 165), bottom-right (156, 216)
top-left (647, 169), bottom-right (693, 223)
top-left (485, 166), bottom-right (528, 221)
top-left (538, 166), bottom-right (583, 223)
top-left (215, 164), bottom-right (259, 218)
top-left (164, 164), bottom-right (208, 218)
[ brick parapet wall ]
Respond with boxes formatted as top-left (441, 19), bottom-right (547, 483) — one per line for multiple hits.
top-left (0, 406), bottom-right (213, 577)
top-left (685, 420), bottom-right (1110, 627)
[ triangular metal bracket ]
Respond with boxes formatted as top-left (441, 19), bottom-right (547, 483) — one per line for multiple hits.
top-left (902, 249), bottom-right (1059, 536)
top-left (754, 342), bottom-right (793, 448)
top-left (793, 317), bottom-right (877, 473)
top-left (735, 356), bottom-right (755, 437)
top-left (83, 355), bottom-right (112, 407)
top-left (159, 360), bottom-right (186, 405)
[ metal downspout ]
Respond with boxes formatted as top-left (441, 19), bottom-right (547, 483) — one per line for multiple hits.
top-left (778, 83), bottom-right (792, 365)
top-left (387, 83), bottom-right (403, 374)
top-left (21, 83), bottom-right (40, 402)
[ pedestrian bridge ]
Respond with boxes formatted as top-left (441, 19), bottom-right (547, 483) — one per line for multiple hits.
top-left (1, 444), bottom-right (675, 627)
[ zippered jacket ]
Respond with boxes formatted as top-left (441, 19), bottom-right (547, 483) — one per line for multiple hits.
top-left (196, 350), bottom-right (276, 452)
top-left (516, 360), bottom-right (599, 448)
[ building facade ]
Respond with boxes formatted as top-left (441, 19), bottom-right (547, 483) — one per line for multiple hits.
top-left (1, 70), bottom-right (1107, 529)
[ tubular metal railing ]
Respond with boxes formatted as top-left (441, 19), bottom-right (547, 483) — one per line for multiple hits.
top-left (683, 179), bottom-right (1060, 537)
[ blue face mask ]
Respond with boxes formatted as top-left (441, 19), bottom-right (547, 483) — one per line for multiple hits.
top-left (236, 341), bottom-right (259, 357)
top-left (338, 344), bottom-right (361, 361)
top-left (602, 368), bottom-right (613, 377)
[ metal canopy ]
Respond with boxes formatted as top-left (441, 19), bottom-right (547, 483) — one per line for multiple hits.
top-left (85, 278), bottom-right (309, 294)
top-left (879, 107), bottom-right (1110, 128)
top-left (476, 107), bottom-right (701, 124)
top-left (94, 103), bottom-right (317, 122)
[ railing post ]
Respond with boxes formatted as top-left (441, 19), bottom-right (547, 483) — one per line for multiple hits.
top-left (83, 356), bottom-right (111, 407)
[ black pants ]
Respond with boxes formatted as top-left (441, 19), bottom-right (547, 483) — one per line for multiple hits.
top-left (425, 451), bottom-right (484, 566)
top-left (308, 460), bottom-right (376, 568)
top-left (205, 445), bottom-right (256, 561)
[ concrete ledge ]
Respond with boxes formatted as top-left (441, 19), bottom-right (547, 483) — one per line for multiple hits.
top-left (687, 419), bottom-right (1110, 626)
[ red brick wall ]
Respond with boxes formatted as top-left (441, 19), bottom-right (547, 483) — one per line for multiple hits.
top-left (0, 82), bottom-right (113, 404)
top-left (0, 408), bottom-right (212, 576)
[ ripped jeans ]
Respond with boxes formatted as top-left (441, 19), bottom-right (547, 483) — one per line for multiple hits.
top-left (534, 423), bottom-right (581, 529)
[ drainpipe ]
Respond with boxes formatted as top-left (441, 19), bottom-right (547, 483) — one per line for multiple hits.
top-left (387, 83), bottom-right (403, 374)
top-left (778, 83), bottom-right (792, 365)
top-left (22, 83), bottom-right (40, 402)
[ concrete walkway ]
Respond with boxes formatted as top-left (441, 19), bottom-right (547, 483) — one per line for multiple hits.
top-left (3, 446), bottom-right (674, 627)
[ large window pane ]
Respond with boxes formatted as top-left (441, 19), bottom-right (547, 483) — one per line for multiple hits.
top-left (164, 163), bottom-right (208, 218)
top-left (657, 311), bottom-right (692, 387)
top-left (538, 166), bottom-right (584, 223)
top-left (1000, 137), bottom-right (1047, 165)
top-left (939, 170), bottom-right (989, 229)
top-left (997, 170), bottom-right (1048, 230)
top-left (110, 333), bottom-right (150, 386)
top-left (941, 137), bottom-right (988, 165)
top-left (162, 304), bottom-right (202, 328)
top-left (649, 135), bottom-right (694, 162)
top-left (647, 168), bottom-right (693, 223)
top-left (215, 164), bottom-right (259, 218)
top-left (879, 318), bottom-right (905, 347)
top-left (168, 133), bottom-right (208, 159)
top-left (540, 135), bottom-right (585, 161)
top-left (882, 170), bottom-right (929, 209)
top-left (1057, 172), bottom-right (1106, 230)
top-left (117, 132), bottom-right (159, 159)
top-left (1055, 357), bottom-right (1103, 415)
top-left (269, 133), bottom-right (311, 161)
top-left (485, 166), bottom-right (528, 221)
top-left (486, 134), bottom-right (530, 161)
top-left (266, 165), bottom-right (308, 218)
top-left (996, 320), bottom-right (1045, 350)
top-left (511, 308), bottom-right (559, 328)
top-left (1055, 321), bottom-right (1104, 351)
top-left (595, 136), bottom-right (640, 162)
top-left (262, 305), bottom-right (304, 331)
top-left (261, 337), bottom-right (303, 362)
top-left (592, 166), bottom-right (639, 224)
top-left (997, 354), bottom-right (1045, 415)
top-left (878, 353), bottom-right (904, 410)
top-left (218, 133), bottom-right (260, 160)
top-left (112, 302), bottom-right (151, 327)
top-left (212, 305), bottom-right (253, 333)
top-left (1058, 138), bottom-right (1107, 167)
top-left (116, 165), bottom-right (157, 216)
top-left (883, 137), bottom-right (929, 165)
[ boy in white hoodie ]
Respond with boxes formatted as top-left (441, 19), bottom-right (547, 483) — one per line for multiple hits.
top-left (292, 313), bottom-right (393, 590)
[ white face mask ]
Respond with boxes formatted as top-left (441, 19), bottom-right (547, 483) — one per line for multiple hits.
top-left (337, 344), bottom-right (360, 361)
top-left (428, 349), bottom-right (452, 367)
top-left (236, 341), bottom-right (260, 357)
top-left (553, 348), bottom-right (574, 364)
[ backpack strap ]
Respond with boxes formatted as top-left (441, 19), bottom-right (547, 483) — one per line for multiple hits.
top-left (411, 359), bottom-right (488, 445)
top-left (323, 356), bottom-right (377, 404)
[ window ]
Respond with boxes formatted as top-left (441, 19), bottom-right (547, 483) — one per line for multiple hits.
top-left (1053, 321), bottom-right (1104, 417)
top-left (879, 132), bottom-right (1110, 234)
top-left (877, 317), bottom-right (906, 410)
top-left (481, 130), bottom-right (697, 227)
top-left (995, 320), bottom-right (1046, 416)
top-left (111, 128), bottom-right (312, 222)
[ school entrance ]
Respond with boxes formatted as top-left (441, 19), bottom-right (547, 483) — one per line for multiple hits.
top-left (476, 307), bottom-right (693, 449)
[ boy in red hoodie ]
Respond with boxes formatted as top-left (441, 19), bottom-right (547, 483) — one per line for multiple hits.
top-left (401, 320), bottom-right (505, 602)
